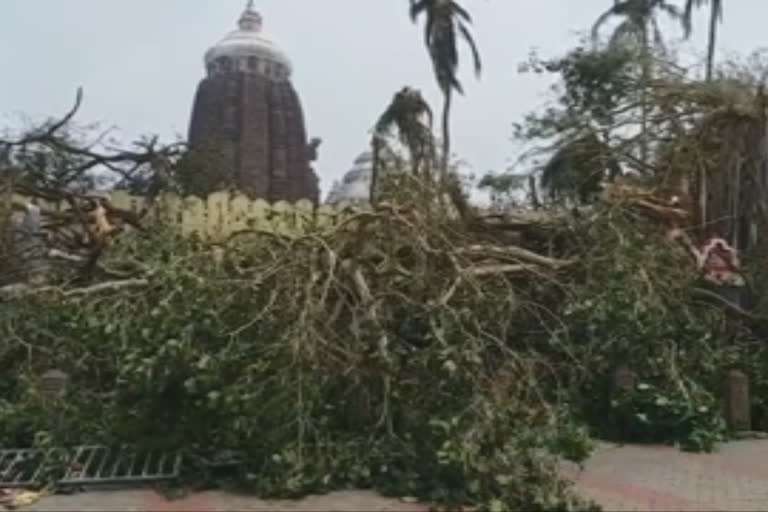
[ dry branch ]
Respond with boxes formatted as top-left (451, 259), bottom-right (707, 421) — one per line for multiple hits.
top-left (0, 278), bottom-right (149, 301)
top-left (467, 263), bottom-right (541, 276)
top-left (457, 244), bottom-right (574, 270)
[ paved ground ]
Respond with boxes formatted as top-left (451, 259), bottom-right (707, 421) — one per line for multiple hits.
top-left (12, 439), bottom-right (768, 511)
top-left (20, 489), bottom-right (429, 512)
top-left (564, 440), bottom-right (768, 511)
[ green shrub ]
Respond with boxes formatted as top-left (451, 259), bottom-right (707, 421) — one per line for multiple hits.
top-left (610, 382), bottom-right (725, 452)
top-left (0, 228), bottom-right (596, 511)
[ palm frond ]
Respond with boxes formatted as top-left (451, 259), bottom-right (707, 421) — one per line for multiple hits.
top-left (450, 1), bottom-right (472, 23)
top-left (651, 17), bottom-right (667, 55)
top-left (430, 20), bottom-right (461, 92)
top-left (412, 0), bottom-right (480, 95)
top-left (370, 86), bottom-right (435, 181)
top-left (657, 1), bottom-right (683, 21)
top-left (684, 0), bottom-right (723, 36)
top-left (713, 0), bottom-right (724, 22)
top-left (596, 0), bottom-right (684, 51)
top-left (409, 0), bottom-right (428, 22)
top-left (592, 6), bottom-right (619, 44)
top-left (458, 21), bottom-right (482, 77)
top-left (608, 20), bottom-right (642, 50)
top-left (424, 11), bottom-right (436, 49)
top-left (374, 107), bottom-right (398, 137)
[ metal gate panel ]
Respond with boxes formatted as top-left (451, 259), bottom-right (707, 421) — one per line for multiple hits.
top-left (0, 446), bottom-right (181, 488)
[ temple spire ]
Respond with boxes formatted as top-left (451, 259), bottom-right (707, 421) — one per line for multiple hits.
top-left (239, 0), bottom-right (262, 32)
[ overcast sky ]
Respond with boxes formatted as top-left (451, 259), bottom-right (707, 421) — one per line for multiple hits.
top-left (2, 1), bottom-right (767, 197)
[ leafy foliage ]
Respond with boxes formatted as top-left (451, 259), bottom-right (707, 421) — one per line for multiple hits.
top-left (611, 382), bottom-right (725, 452)
top-left (539, 133), bottom-right (621, 204)
top-left (514, 46), bottom-right (636, 202)
top-left (477, 172), bottom-right (531, 209)
top-left (5, 176), bottom-right (768, 509)
top-left (552, 207), bottom-right (767, 447)
top-left (0, 193), bottom-right (598, 511)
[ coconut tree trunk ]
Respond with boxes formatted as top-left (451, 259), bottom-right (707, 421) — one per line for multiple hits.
top-left (409, 141), bottom-right (421, 177)
top-left (639, 20), bottom-right (651, 171)
top-left (370, 139), bottom-right (381, 204)
top-left (705, 1), bottom-right (718, 82)
top-left (529, 174), bottom-right (540, 209)
top-left (441, 88), bottom-right (452, 180)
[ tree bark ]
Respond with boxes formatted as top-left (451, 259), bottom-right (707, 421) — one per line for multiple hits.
top-left (370, 138), bottom-right (381, 204)
top-left (0, 278), bottom-right (149, 301)
top-left (441, 89), bottom-right (452, 180)
top-left (705, 0), bottom-right (719, 82)
top-left (528, 174), bottom-right (540, 209)
top-left (639, 20), bottom-right (651, 171)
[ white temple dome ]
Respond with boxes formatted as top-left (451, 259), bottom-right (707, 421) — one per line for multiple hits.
top-left (204, 1), bottom-right (292, 79)
top-left (326, 151), bottom-right (375, 204)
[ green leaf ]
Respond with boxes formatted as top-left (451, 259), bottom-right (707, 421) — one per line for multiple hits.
top-left (489, 498), bottom-right (506, 512)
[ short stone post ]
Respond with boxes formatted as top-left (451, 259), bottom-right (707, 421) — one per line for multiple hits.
top-left (724, 369), bottom-right (751, 431)
top-left (613, 365), bottom-right (636, 393)
top-left (212, 246), bottom-right (225, 267)
top-left (39, 369), bottom-right (69, 402)
top-left (758, 412), bottom-right (768, 433)
top-left (612, 365), bottom-right (636, 441)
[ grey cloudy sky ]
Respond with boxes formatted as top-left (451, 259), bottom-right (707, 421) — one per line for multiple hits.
top-left (2, 1), bottom-right (767, 197)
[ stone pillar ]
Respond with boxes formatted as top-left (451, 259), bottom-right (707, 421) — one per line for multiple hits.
top-left (267, 80), bottom-right (290, 201)
top-left (613, 365), bottom-right (636, 394)
top-left (724, 369), bottom-right (751, 431)
top-left (239, 73), bottom-right (271, 197)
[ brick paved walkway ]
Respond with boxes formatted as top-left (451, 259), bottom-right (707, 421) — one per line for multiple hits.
top-left (15, 440), bottom-right (768, 511)
top-left (564, 440), bottom-right (768, 511)
top-left (22, 489), bottom-right (428, 512)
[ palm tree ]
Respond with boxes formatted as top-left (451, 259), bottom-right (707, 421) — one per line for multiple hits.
top-left (683, 0), bottom-right (724, 82)
top-left (592, 0), bottom-right (683, 53)
top-left (592, 0), bottom-right (684, 169)
top-left (540, 131), bottom-right (622, 204)
top-left (370, 87), bottom-right (435, 202)
top-left (409, 0), bottom-right (481, 179)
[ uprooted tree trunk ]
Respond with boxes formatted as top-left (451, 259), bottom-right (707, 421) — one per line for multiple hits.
top-left (0, 87), bottom-right (184, 285)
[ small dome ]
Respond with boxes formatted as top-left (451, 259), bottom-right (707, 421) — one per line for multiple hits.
top-left (327, 150), bottom-right (398, 204)
top-left (353, 151), bottom-right (374, 166)
top-left (204, 1), bottom-right (292, 77)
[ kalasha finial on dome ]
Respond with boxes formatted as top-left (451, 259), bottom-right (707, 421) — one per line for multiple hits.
top-left (239, 0), bottom-right (262, 32)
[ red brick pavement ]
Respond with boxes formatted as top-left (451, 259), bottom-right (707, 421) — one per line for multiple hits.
top-left (20, 440), bottom-right (768, 511)
top-left (566, 440), bottom-right (768, 511)
top-left (25, 489), bottom-right (429, 512)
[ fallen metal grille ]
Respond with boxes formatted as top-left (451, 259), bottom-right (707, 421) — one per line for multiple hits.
top-left (0, 449), bottom-right (57, 488)
top-left (0, 446), bottom-right (181, 488)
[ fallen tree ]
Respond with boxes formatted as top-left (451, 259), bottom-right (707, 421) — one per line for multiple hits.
top-left (3, 174), bottom-right (768, 510)
top-left (0, 88), bottom-right (184, 284)
top-left (3, 59), bottom-right (768, 511)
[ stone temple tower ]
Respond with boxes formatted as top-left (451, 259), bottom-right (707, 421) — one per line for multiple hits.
top-left (187, 1), bottom-right (320, 203)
